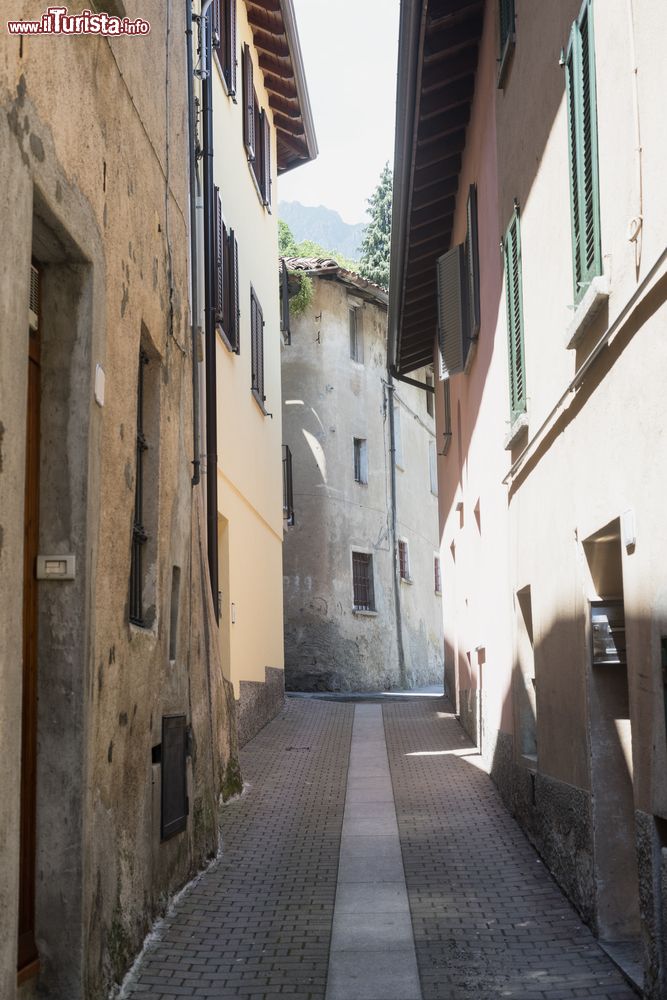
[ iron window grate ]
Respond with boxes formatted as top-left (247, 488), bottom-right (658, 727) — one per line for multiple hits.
top-left (352, 552), bottom-right (375, 611)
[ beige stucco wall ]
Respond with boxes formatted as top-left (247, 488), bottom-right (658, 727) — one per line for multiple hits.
top-left (0, 4), bottom-right (237, 998)
top-left (283, 275), bottom-right (443, 691)
top-left (210, 2), bottom-right (285, 700)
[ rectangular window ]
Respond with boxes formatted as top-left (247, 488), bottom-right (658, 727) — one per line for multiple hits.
top-left (353, 437), bottom-right (368, 484)
top-left (503, 208), bottom-right (527, 422)
top-left (212, 0), bottom-right (237, 96)
top-left (434, 556), bottom-right (442, 594)
top-left (130, 348), bottom-right (149, 626)
top-left (352, 552), bottom-right (375, 611)
top-left (429, 439), bottom-right (438, 495)
top-left (442, 379), bottom-right (452, 455)
top-left (349, 306), bottom-right (363, 363)
top-left (465, 184), bottom-right (481, 338)
top-left (436, 184), bottom-right (480, 380)
top-left (425, 369), bottom-right (434, 417)
top-left (161, 715), bottom-right (188, 841)
top-left (398, 540), bottom-right (410, 582)
top-left (394, 403), bottom-right (403, 468)
top-left (250, 286), bottom-right (265, 409)
top-left (282, 445), bottom-right (295, 526)
top-left (565, 0), bottom-right (602, 302)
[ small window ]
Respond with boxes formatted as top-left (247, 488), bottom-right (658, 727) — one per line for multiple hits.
top-left (429, 439), bottom-right (438, 495)
top-left (426, 369), bottom-right (434, 418)
top-left (214, 187), bottom-right (240, 353)
top-left (442, 379), bottom-right (452, 455)
top-left (434, 556), bottom-right (442, 594)
top-left (349, 306), bottom-right (363, 363)
top-left (280, 259), bottom-right (291, 344)
top-left (394, 404), bottom-right (403, 468)
top-left (353, 438), bottom-right (368, 484)
top-left (398, 540), bottom-right (410, 582)
top-left (503, 207), bottom-right (527, 423)
top-left (352, 552), bottom-right (375, 612)
top-left (250, 286), bottom-right (265, 410)
top-left (161, 715), bottom-right (188, 841)
top-left (130, 346), bottom-right (158, 627)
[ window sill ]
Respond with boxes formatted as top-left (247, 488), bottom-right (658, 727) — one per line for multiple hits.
top-left (565, 275), bottom-right (609, 349)
top-left (400, 577), bottom-right (414, 586)
top-left (497, 33), bottom-right (516, 90)
top-left (354, 479), bottom-right (368, 487)
top-left (435, 589), bottom-right (442, 597)
top-left (519, 753), bottom-right (538, 773)
top-left (352, 608), bottom-right (378, 617)
top-left (503, 411), bottom-right (529, 451)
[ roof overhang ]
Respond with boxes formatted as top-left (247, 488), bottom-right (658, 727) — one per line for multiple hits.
top-left (282, 257), bottom-right (389, 308)
top-left (246, 0), bottom-right (318, 174)
top-left (388, 0), bottom-right (483, 374)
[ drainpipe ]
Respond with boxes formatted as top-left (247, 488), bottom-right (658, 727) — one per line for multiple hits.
top-left (387, 373), bottom-right (407, 689)
top-left (186, 0), bottom-right (200, 487)
top-left (200, 0), bottom-right (219, 620)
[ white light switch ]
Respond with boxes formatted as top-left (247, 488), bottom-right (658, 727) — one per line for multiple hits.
top-left (36, 555), bottom-right (76, 580)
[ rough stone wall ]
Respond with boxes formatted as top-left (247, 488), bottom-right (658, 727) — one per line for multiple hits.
top-left (282, 276), bottom-right (443, 692)
top-left (0, 8), bottom-right (237, 1000)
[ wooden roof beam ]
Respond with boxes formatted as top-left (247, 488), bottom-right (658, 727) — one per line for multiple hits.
top-left (250, 27), bottom-right (290, 58)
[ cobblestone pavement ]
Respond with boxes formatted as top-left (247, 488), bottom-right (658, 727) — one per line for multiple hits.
top-left (124, 695), bottom-right (639, 1000)
top-left (383, 697), bottom-right (638, 1000)
top-left (124, 698), bottom-right (354, 1000)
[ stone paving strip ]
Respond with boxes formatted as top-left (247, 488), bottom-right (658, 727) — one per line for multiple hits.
top-left (383, 697), bottom-right (639, 1000)
top-left (325, 703), bottom-right (422, 1000)
top-left (124, 698), bottom-right (354, 1000)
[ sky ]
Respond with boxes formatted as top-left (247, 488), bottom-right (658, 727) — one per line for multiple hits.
top-left (278, 0), bottom-right (400, 226)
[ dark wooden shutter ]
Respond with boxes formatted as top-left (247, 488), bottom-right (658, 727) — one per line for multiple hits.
top-left (228, 230), bottom-right (240, 353)
top-left (262, 108), bottom-right (271, 207)
top-left (466, 184), bottom-right (481, 338)
top-left (250, 288), bottom-right (265, 404)
top-left (225, 0), bottom-right (237, 95)
top-left (242, 44), bottom-right (255, 159)
top-left (161, 715), bottom-right (188, 841)
top-left (280, 260), bottom-right (291, 344)
top-left (211, 0), bottom-right (222, 63)
top-left (504, 209), bottom-right (527, 421)
top-left (214, 187), bottom-right (224, 328)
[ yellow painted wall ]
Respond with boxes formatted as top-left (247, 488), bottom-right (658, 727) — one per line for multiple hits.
top-left (212, 2), bottom-right (285, 695)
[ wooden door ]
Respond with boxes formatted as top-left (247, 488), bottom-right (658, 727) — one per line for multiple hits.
top-left (18, 264), bottom-right (41, 978)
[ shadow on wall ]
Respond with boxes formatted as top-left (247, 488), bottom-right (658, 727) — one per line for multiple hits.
top-left (449, 605), bottom-right (667, 1000)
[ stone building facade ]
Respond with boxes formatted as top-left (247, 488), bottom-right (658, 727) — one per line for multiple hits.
top-left (1, 1), bottom-right (316, 994)
top-left (390, 0), bottom-right (667, 994)
top-left (282, 260), bottom-right (443, 692)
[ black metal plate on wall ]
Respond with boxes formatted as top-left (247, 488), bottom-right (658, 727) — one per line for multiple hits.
top-left (161, 714), bottom-right (188, 841)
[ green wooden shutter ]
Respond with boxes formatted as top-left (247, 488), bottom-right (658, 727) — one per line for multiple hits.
top-left (565, 0), bottom-right (601, 302)
top-left (504, 209), bottom-right (527, 422)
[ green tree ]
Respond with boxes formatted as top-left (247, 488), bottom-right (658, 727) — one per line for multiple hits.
top-left (359, 162), bottom-right (393, 289)
top-left (278, 219), bottom-right (299, 257)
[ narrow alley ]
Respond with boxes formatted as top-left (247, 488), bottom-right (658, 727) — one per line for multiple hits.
top-left (121, 696), bottom-right (636, 1000)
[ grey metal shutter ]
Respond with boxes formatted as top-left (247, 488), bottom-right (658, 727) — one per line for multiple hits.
top-left (161, 715), bottom-right (188, 841)
top-left (436, 243), bottom-right (470, 378)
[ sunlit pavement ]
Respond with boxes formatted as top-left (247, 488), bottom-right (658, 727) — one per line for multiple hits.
top-left (122, 696), bottom-right (638, 1000)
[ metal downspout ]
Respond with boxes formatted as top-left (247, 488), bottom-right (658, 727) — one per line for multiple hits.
top-left (201, 1), bottom-right (219, 620)
top-left (186, 0), bottom-right (200, 487)
top-left (387, 373), bottom-right (407, 689)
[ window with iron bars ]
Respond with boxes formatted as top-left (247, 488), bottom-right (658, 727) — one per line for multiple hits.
top-left (130, 348), bottom-right (149, 625)
top-left (398, 540), bottom-right (410, 582)
top-left (434, 556), bottom-right (442, 594)
top-left (282, 445), bottom-right (295, 526)
top-left (352, 552), bottom-right (375, 611)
